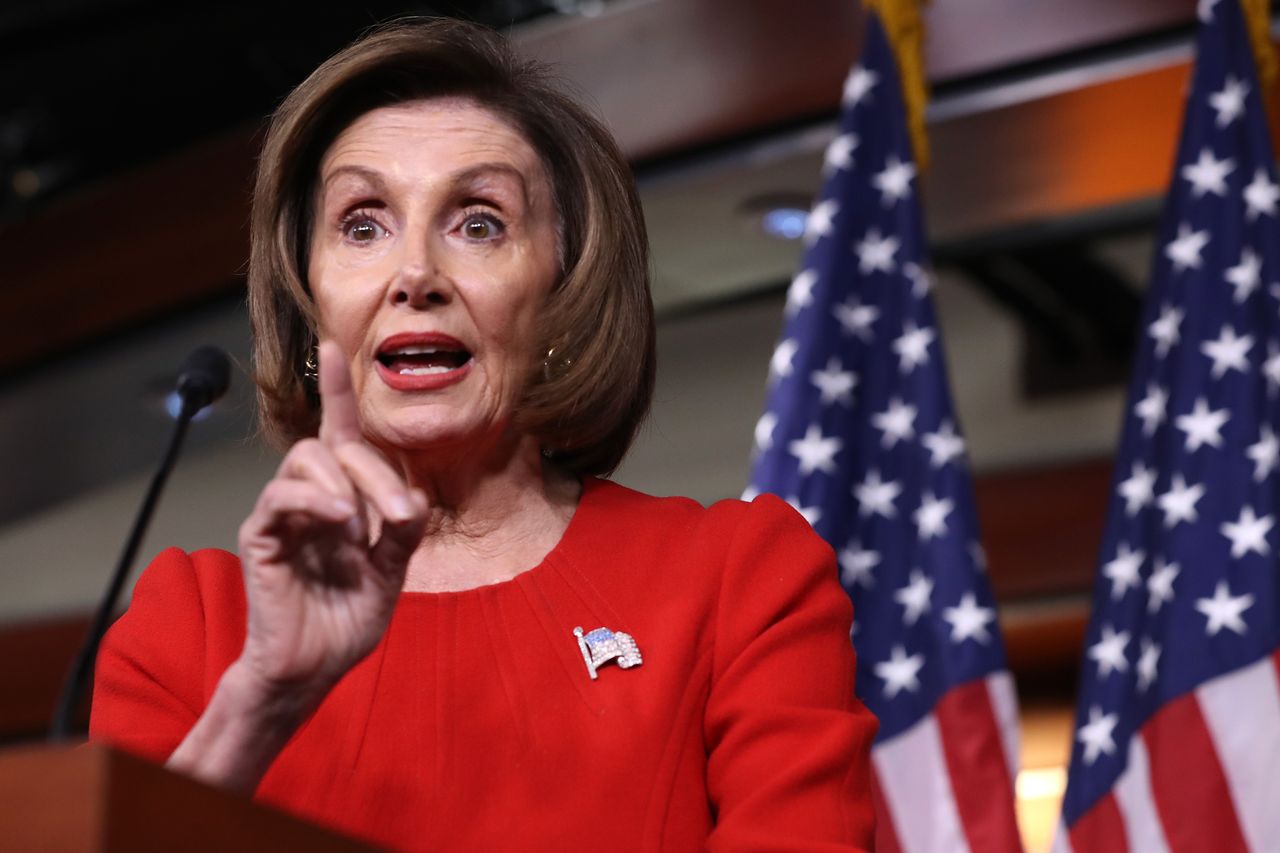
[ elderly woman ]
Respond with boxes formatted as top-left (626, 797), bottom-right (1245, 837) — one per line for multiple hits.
top-left (90, 18), bottom-right (876, 850)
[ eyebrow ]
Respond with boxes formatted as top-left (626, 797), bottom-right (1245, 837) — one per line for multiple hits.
top-left (320, 162), bottom-right (533, 206)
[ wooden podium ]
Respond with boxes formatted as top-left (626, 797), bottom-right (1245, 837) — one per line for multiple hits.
top-left (0, 743), bottom-right (375, 851)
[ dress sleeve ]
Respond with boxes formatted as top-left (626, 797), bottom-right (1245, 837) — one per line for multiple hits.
top-left (89, 547), bottom-right (243, 764)
top-left (702, 494), bottom-right (878, 851)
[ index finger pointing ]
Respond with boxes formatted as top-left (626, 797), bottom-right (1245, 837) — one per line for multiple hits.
top-left (317, 340), bottom-right (364, 446)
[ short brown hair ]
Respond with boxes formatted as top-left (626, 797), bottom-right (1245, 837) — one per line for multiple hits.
top-left (248, 17), bottom-right (654, 477)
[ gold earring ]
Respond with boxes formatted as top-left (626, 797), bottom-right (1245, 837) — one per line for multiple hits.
top-left (304, 347), bottom-right (318, 381)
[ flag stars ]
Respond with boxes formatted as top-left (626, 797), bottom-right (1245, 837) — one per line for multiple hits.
top-left (753, 412), bottom-right (777, 453)
top-left (1175, 397), bottom-right (1230, 452)
top-left (1136, 639), bottom-right (1161, 692)
top-left (810, 358), bottom-right (857, 406)
top-left (1157, 474), bottom-right (1206, 528)
top-left (1209, 76), bottom-right (1249, 128)
top-left (1165, 223), bottom-right (1210, 273)
top-left (804, 199), bottom-right (839, 245)
top-left (1265, 342), bottom-right (1280, 394)
top-left (875, 646), bottom-right (925, 699)
top-left (832, 297), bottom-right (879, 341)
top-left (855, 469), bottom-right (902, 519)
top-left (914, 492), bottom-right (954, 541)
top-left (1117, 462), bottom-right (1157, 516)
top-left (894, 570), bottom-right (934, 626)
top-left (1244, 168), bottom-right (1280, 220)
top-left (872, 155), bottom-right (916, 206)
top-left (892, 322), bottom-right (936, 372)
top-left (942, 593), bottom-right (995, 644)
top-left (1134, 384), bottom-right (1169, 437)
top-left (785, 269), bottom-right (818, 315)
top-left (788, 424), bottom-right (842, 476)
top-left (1146, 558), bottom-right (1179, 614)
top-left (1148, 305), bottom-right (1183, 358)
top-left (1196, 581), bottom-right (1254, 636)
top-left (872, 397), bottom-right (917, 447)
top-left (923, 421), bottom-right (966, 468)
top-left (1102, 543), bottom-right (1145, 600)
top-left (1246, 425), bottom-right (1279, 481)
top-left (843, 65), bottom-right (879, 108)
top-left (1200, 326), bottom-right (1253, 378)
top-left (823, 132), bottom-right (858, 174)
top-left (1088, 624), bottom-right (1131, 678)
top-left (838, 541), bottom-right (879, 589)
top-left (785, 497), bottom-right (822, 528)
top-left (1181, 147), bottom-right (1235, 198)
top-left (854, 228), bottom-right (901, 274)
top-left (1197, 0), bottom-right (1222, 22)
top-left (903, 262), bottom-right (933, 297)
top-left (1077, 706), bottom-right (1119, 765)
top-left (1220, 506), bottom-right (1273, 559)
top-left (1225, 249), bottom-right (1263, 303)
top-left (769, 338), bottom-right (798, 381)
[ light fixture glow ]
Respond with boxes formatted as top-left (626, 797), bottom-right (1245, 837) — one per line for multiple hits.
top-left (761, 207), bottom-right (810, 240)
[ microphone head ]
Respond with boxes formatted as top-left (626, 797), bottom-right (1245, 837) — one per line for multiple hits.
top-left (176, 345), bottom-right (232, 415)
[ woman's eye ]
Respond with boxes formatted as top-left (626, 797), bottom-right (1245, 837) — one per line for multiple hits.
top-left (341, 214), bottom-right (387, 244)
top-left (462, 213), bottom-right (503, 240)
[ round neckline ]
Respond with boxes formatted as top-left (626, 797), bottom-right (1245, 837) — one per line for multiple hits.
top-left (395, 476), bottom-right (603, 602)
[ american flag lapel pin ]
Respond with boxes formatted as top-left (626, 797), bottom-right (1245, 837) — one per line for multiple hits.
top-left (573, 626), bottom-right (643, 680)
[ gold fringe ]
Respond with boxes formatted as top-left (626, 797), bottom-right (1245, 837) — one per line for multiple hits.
top-left (1240, 0), bottom-right (1277, 99)
top-left (863, 0), bottom-right (930, 171)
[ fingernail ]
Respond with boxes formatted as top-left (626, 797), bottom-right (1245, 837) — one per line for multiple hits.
top-left (332, 499), bottom-right (355, 517)
top-left (390, 496), bottom-right (413, 521)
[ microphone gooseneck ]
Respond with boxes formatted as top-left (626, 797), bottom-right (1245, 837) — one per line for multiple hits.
top-left (50, 346), bottom-right (232, 741)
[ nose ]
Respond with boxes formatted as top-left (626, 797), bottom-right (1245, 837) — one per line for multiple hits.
top-left (390, 260), bottom-right (452, 309)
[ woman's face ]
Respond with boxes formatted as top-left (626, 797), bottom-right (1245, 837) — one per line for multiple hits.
top-left (308, 98), bottom-right (561, 454)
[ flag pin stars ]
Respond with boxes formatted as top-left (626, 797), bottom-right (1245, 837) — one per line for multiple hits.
top-left (573, 626), bottom-right (643, 680)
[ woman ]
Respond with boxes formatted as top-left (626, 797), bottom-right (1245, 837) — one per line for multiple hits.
top-left (91, 18), bottom-right (877, 850)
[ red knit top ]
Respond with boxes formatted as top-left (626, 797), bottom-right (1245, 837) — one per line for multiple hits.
top-left (91, 478), bottom-right (877, 850)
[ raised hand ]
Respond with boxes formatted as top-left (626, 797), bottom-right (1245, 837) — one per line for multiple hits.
top-left (235, 340), bottom-right (427, 701)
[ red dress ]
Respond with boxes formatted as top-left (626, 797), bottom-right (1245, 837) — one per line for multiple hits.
top-left (91, 478), bottom-right (877, 850)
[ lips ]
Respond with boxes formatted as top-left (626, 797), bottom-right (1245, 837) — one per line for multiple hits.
top-left (374, 332), bottom-right (473, 391)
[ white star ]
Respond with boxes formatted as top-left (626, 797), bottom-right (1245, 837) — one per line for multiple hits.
top-left (942, 593), bottom-right (995, 644)
top-left (871, 397), bottom-right (917, 447)
top-left (843, 65), bottom-right (879, 107)
top-left (914, 492), bottom-right (954, 541)
top-left (785, 269), bottom-right (817, 315)
top-left (1244, 168), bottom-right (1280, 221)
top-left (854, 470), bottom-right (902, 519)
top-left (1196, 581), bottom-right (1255, 636)
top-left (1209, 76), bottom-right (1249, 128)
top-left (839, 540), bottom-right (879, 589)
top-left (788, 424), bottom-right (842, 476)
top-left (1134, 383), bottom-right (1168, 437)
top-left (872, 155), bottom-right (916, 206)
top-left (875, 645), bottom-right (924, 699)
top-left (892, 322), bottom-right (935, 372)
top-left (1102, 543), bottom-right (1145, 600)
top-left (810, 357), bottom-right (857, 406)
top-left (970, 541), bottom-right (988, 572)
top-left (804, 198), bottom-right (839, 245)
top-left (1220, 505), bottom-right (1273, 559)
top-left (904, 262), bottom-right (933, 297)
top-left (1248, 425), bottom-right (1280, 481)
top-left (741, 486), bottom-right (759, 501)
top-left (922, 421), bottom-right (966, 468)
top-left (823, 132), bottom-right (858, 174)
top-left (1200, 326), bottom-right (1253, 378)
top-left (1088, 624), bottom-right (1131, 679)
top-left (753, 412), bottom-right (777, 453)
top-left (894, 570), bottom-right (934, 626)
top-left (1157, 474), bottom-right (1206, 528)
top-left (1136, 639), bottom-right (1161, 692)
top-left (832, 297), bottom-right (878, 340)
top-left (1117, 462), bottom-right (1157, 516)
top-left (1198, 0), bottom-right (1222, 22)
top-left (1148, 304), bottom-right (1183, 358)
top-left (786, 497), bottom-right (822, 528)
top-left (1077, 706), bottom-right (1118, 765)
top-left (769, 338), bottom-right (798, 381)
top-left (1181, 147), bottom-right (1235, 198)
top-left (854, 228), bottom-right (900, 274)
top-left (1165, 223), bottom-right (1210, 273)
top-left (1146, 558), bottom-right (1179, 614)
top-left (1225, 249), bottom-right (1263, 303)
top-left (1175, 397), bottom-right (1230, 451)
top-left (1265, 342), bottom-right (1280, 394)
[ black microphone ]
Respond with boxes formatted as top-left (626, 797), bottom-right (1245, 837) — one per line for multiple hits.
top-left (50, 346), bottom-right (232, 740)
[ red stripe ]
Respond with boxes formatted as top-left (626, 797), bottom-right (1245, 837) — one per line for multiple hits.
top-left (869, 768), bottom-right (904, 853)
top-left (1069, 791), bottom-right (1129, 853)
top-left (1142, 692), bottom-right (1249, 853)
top-left (933, 679), bottom-right (1022, 852)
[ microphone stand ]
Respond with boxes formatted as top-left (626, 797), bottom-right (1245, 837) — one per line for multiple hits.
top-left (49, 395), bottom-right (201, 741)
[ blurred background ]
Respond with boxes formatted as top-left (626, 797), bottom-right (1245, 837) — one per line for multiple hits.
top-left (0, 0), bottom-right (1237, 847)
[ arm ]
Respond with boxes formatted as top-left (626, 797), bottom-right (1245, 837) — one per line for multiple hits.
top-left (703, 494), bottom-right (878, 851)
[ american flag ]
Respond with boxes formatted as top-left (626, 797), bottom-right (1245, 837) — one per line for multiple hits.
top-left (745, 12), bottom-right (1022, 852)
top-left (1057, 1), bottom-right (1280, 850)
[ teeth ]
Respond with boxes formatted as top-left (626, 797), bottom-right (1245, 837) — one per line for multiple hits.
top-left (391, 346), bottom-right (447, 356)
top-left (398, 365), bottom-right (454, 376)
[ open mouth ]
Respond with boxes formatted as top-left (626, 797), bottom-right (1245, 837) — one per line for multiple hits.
top-left (376, 345), bottom-right (472, 376)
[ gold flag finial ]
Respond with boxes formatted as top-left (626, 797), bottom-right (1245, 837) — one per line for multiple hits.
top-left (1239, 0), bottom-right (1277, 99)
top-left (863, 0), bottom-right (930, 171)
